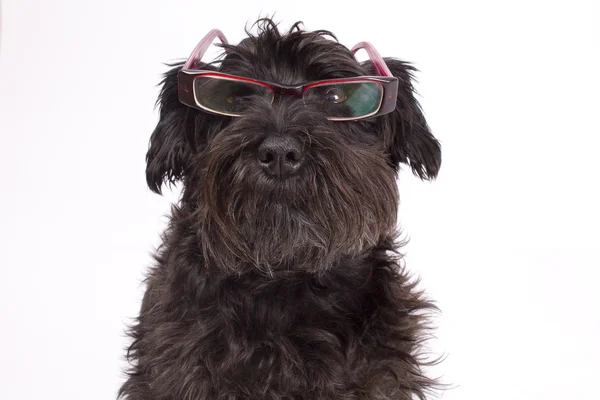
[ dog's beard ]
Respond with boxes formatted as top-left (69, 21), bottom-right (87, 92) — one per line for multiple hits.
top-left (195, 127), bottom-right (399, 274)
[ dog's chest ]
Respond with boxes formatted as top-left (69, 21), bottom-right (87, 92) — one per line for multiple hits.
top-left (143, 269), bottom-right (381, 396)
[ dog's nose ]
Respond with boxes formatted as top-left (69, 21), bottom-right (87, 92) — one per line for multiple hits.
top-left (257, 135), bottom-right (304, 177)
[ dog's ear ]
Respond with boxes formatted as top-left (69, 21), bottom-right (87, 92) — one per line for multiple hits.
top-left (146, 64), bottom-right (197, 194)
top-left (365, 58), bottom-right (441, 180)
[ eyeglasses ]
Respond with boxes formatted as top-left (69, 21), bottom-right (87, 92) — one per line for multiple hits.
top-left (178, 29), bottom-right (398, 121)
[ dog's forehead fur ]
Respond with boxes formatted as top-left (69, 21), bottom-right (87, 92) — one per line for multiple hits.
top-left (219, 29), bottom-right (365, 85)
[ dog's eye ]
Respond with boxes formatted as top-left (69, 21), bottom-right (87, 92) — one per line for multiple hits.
top-left (323, 88), bottom-right (346, 104)
top-left (225, 95), bottom-right (252, 106)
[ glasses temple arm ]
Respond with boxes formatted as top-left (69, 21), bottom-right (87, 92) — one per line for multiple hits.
top-left (351, 42), bottom-right (393, 77)
top-left (182, 29), bottom-right (229, 70)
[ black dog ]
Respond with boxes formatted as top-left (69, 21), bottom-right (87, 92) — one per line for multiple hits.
top-left (120, 19), bottom-right (441, 400)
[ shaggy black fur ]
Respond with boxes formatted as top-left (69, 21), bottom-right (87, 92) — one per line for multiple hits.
top-left (120, 19), bottom-right (442, 400)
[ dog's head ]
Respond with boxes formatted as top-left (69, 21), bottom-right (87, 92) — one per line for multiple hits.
top-left (146, 20), bottom-right (441, 273)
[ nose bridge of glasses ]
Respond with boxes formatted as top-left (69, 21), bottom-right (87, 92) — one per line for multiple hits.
top-left (270, 84), bottom-right (304, 98)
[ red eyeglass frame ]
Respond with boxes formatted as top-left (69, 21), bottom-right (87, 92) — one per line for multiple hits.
top-left (177, 29), bottom-right (399, 121)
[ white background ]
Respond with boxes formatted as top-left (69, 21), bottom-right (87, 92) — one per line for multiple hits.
top-left (1, 1), bottom-right (599, 399)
